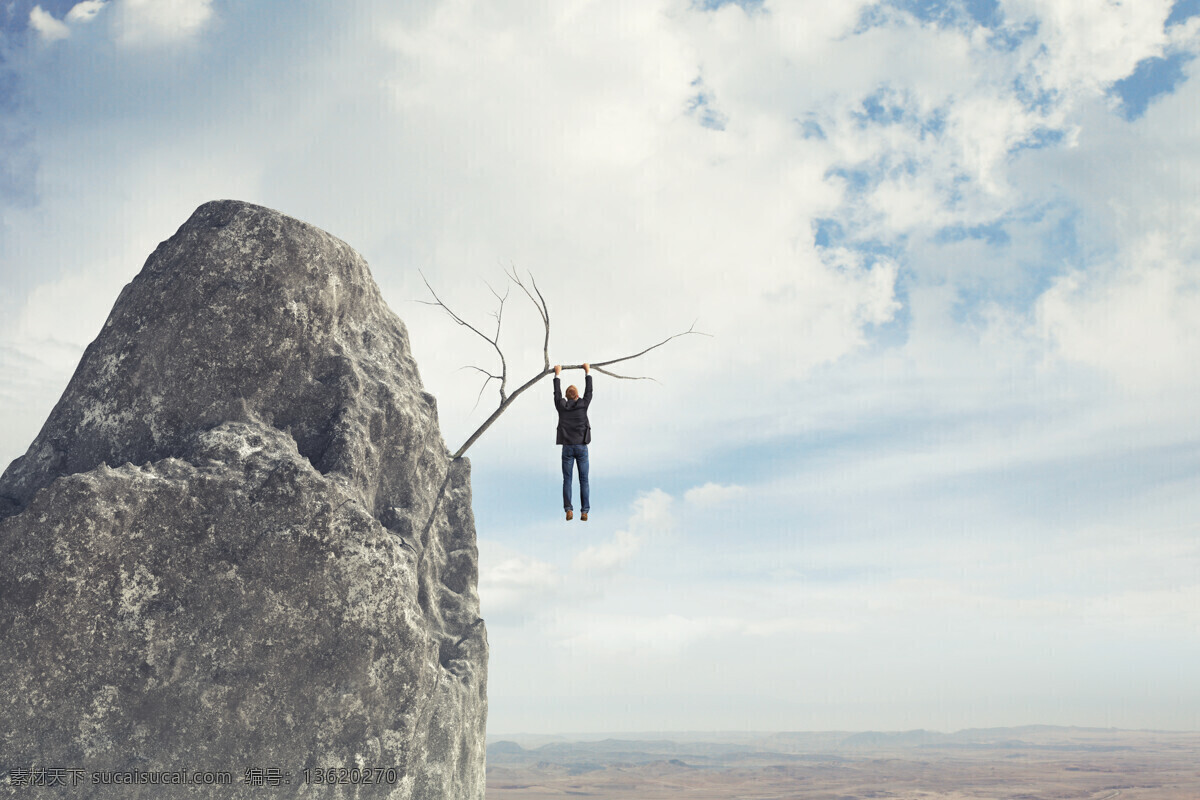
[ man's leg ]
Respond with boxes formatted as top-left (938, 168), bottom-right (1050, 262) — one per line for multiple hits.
top-left (562, 445), bottom-right (574, 513)
top-left (578, 445), bottom-right (590, 515)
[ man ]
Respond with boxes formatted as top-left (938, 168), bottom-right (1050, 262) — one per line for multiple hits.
top-left (553, 362), bottom-right (592, 521)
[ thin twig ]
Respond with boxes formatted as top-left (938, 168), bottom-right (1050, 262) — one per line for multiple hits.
top-left (507, 266), bottom-right (551, 372)
top-left (459, 365), bottom-right (502, 380)
top-left (592, 366), bottom-right (659, 382)
top-left (587, 320), bottom-right (710, 370)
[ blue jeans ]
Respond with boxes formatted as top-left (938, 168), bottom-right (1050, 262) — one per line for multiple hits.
top-left (562, 444), bottom-right (590, 512)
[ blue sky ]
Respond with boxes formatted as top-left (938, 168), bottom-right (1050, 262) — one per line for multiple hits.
top-left (2, 0), bottom-right (1200, 734)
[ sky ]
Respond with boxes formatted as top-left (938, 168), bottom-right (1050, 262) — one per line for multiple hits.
top-left (2, 0), bottom-right (1199, 735)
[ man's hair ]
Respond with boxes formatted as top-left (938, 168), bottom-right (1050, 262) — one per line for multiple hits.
top-left (566, 385), bottom-right (579, 400)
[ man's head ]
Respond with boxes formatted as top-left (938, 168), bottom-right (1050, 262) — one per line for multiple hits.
top-left (566, 385), bottom-right (579, 401)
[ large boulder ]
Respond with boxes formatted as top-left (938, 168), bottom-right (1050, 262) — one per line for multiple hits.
top-left (0, 200), bottom-right (487, 798)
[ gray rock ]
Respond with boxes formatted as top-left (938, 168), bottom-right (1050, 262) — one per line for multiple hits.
top-left (0, 201), bottom-right (487, 798)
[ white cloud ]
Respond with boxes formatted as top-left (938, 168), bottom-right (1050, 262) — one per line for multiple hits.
top-left (28, 1), bottom-right (110, 42)
top-left (114, 0), bottom-right (212, 45)
top-left (478, 540), bottom-right (563, 619)
top-left (4, 0), bottom-right (1193, 473)
top-left (1007, 0), bottom-right (1175, 96)
top-left (572, 489), bottom-right (673, 573)
top-left (553, 611), bottom-right (856, 657)
top-left (683, 481), bottom-right (746, 507)
top-left (740, 616), bottom-right (858, 636)
top-left (29, 6), bottom-right (70, 41)
top-left (1036, 237), bottom-right (1200, 392)
top-left (66, 1), bottom-right (107, 24)
top-left (556, 613), bottom-right (715, 656)
top-left (571, 528), bottom-right (642, 572)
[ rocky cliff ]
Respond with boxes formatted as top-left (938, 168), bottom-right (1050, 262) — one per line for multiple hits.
top-left (0, 200), bottom-right (487, 798)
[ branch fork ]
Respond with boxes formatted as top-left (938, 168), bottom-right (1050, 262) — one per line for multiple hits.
top-left (419, 269), bottom-right (709, 459)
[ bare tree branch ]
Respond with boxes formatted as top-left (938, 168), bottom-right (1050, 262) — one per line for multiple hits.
top-left (592, 366), bottom-right (659, 382)
top-left (458, 365), bottom-right (502, 380)
top-left (420, 269), bottom-right (510, 404)
top-left (458, 366), bottom-right (502, 412)
top-left (451, 368), bottom-right (552, 459)
top-left (422, 271), bottom-right (707, 459)
top-left (588, 320), bottom-right (710, 370)
top-left (506, 266), bottom-right (550, 372)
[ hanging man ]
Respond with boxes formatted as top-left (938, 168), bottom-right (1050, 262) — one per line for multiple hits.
top-left (553, 363), bottom-right (592, 521)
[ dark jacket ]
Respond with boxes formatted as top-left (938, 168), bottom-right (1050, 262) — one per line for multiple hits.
top-left (554, 375), bottom-right (592, 445)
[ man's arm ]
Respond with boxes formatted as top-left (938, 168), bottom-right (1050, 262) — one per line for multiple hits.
top-left (553, 364), bottom-right (563, 405)
top-left (582, 362), bottom-right (592, 404)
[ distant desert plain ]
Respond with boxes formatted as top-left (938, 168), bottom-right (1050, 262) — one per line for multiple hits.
top-left (485, 726), bottom-right (1200, 799)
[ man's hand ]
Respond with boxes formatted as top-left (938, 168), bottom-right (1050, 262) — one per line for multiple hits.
top-left (583, 362), bottom-right (590, 374)
top-left (554, 365), bottom-right (561, 376)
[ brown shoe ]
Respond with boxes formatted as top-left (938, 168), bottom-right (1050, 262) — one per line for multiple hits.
top-left (566, 510), bottom-right (573, 521)
top-left (580, 512), bottom-right (588, 521)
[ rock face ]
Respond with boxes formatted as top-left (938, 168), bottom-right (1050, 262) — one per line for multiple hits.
top-left (0, 201), bottom-right (488, 798)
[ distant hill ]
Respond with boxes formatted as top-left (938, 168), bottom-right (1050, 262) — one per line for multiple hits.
top-left (486, 737), bottom-right (774, 768)
top-left (839, 729), bottom-right (943, 749)
top-left (487, 725), bottom-right (1174, 767)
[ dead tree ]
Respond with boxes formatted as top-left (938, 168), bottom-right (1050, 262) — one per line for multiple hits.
top-left (419, 267), bottom-right (707, 460)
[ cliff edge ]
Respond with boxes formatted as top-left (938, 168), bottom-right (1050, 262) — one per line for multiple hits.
top-left (0, 200), bottom-right (487, 798)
